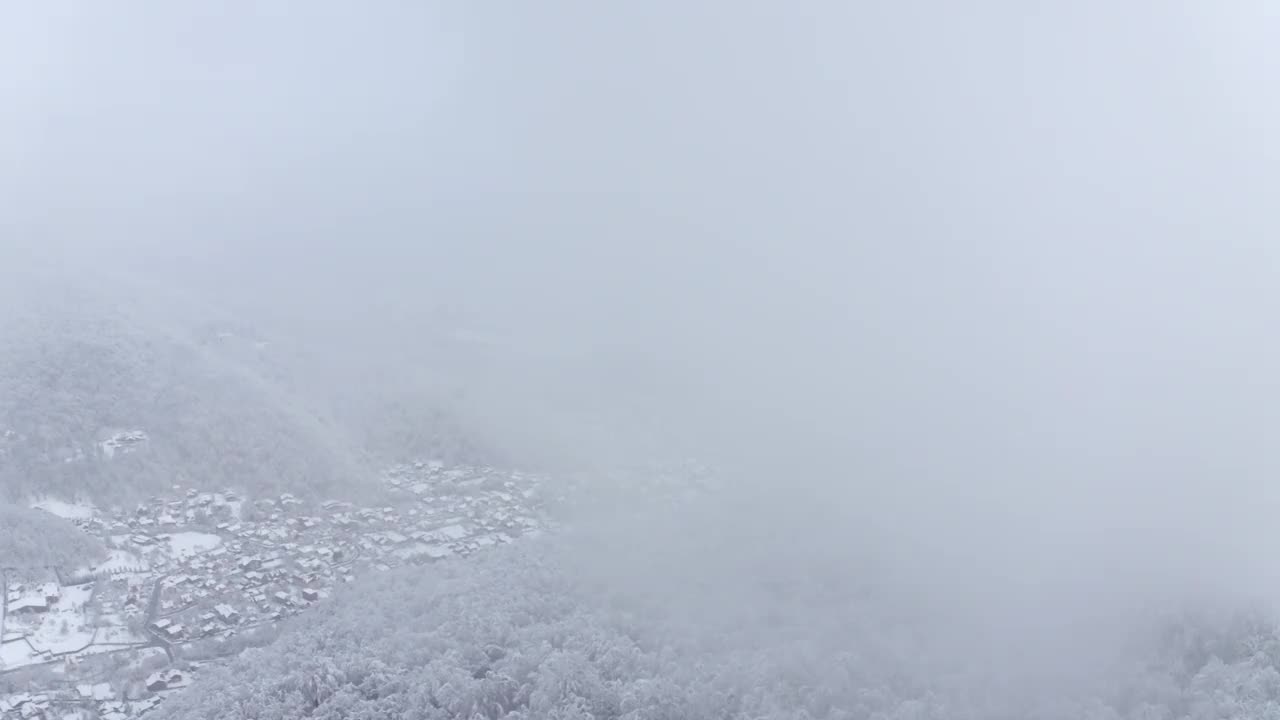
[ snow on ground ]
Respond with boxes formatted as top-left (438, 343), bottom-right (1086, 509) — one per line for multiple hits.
top-left (122, 647), bottom-right (167, 671)
top-left (100, 430), bottom-right (148, 459)
top-left (0, 639), bottom-right (35, 668)
top-left (88, 612), bottom-right (145, 645)
top-left (425, 523), bottom-right (469, 542)
top-left (214, 493), bottom-right (243, 519)
top-left (94, 625), bottom-right (146, 645)
top-left (95, 549), bottom-right (149, 574)
top-left (30, 498), bottom-right (95, 520)
top-left (27, 585), bottom-right (94, 655)
top-left (64, 642), bottom-right (138, 662)
top-left (163, 532), bottom-right (222, 560)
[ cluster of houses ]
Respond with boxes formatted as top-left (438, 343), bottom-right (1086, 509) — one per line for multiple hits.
top-left (71, 682), bottom-right (163, 720)
top-left (0, 674), bottom-right (169, 719)
top-left (0, 692), bottom-right (52, 718)
top-left (99, 431), bottom-right (149, 459)
top-left (1, 462), bottom-right (552, 718)
top-left (5, 583), bottom-right (61, 617)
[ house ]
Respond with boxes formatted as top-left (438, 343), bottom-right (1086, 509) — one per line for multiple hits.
top-left (145, 673), bottom-right (168, 692)
top-left (425, 523), bottom-right (470, 543)
top-left (301, 588), bottom-right (320, 602)
top-left (1, 694), bottom-right (47, 718)
top-left (0, 694), bottom-right (28, 715)
top-left (76, 683), bottom-right (114, 701)
top-left (9, 596), bottom-right (48, 614)
top-left (273, 591), bottom-right (291, 605)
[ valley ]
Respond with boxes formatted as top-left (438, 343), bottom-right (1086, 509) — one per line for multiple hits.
top-left (0, 462), bottom-right (553, 719)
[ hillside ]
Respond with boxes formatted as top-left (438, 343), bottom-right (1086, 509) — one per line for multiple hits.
top-left (0, 306), bottom-right (363, 502)
top-left (0, 259), bottom-right (687, 504)
top-left (0, 263), bottom-right (385, 502)
top-left (146, 535), bottom-right (1280, 720)
top-left (0, 504), bottom-right (105, 570)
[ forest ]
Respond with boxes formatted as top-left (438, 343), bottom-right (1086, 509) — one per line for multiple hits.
top-left (149, 534), bottom-right (1280, 720)
top-left (0, 269), bottom-right (513, 503)
top-left (0, 504), bottom-right (105, 570)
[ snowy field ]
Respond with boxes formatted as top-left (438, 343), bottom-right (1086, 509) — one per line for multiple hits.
top-left (30, 497), bottom-right (95, 520)
top-left (0, 587), bottom-right (146, 670)
top-left (163, 532), bottom-right (222, 560)
top-left (95, 625), bottom-right (147, 645)
top-left (26, 584), bottom-right (94, 655)
top-left (0, 639), bottom-right (34, 668)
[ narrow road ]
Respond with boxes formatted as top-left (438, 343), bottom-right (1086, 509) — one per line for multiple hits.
top-left (144, 573), bottom-right (170, 624)
top-left (143, 573), bottom-right (175, 661)
top-left (143, 628), bottom-right (174, 662)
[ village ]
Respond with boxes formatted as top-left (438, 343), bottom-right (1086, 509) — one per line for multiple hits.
top-left (0, 461), bottom-right (552, 719)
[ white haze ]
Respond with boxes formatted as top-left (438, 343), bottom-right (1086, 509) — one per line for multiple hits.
top-left (5, 0), bottom-right (1280, 702)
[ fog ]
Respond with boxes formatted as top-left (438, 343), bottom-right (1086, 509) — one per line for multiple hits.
top-left (5, 0), bottom-right (1280, 704)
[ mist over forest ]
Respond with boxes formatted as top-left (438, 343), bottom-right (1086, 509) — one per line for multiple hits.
top-left (3, 2), bottom-right (1280, 719)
